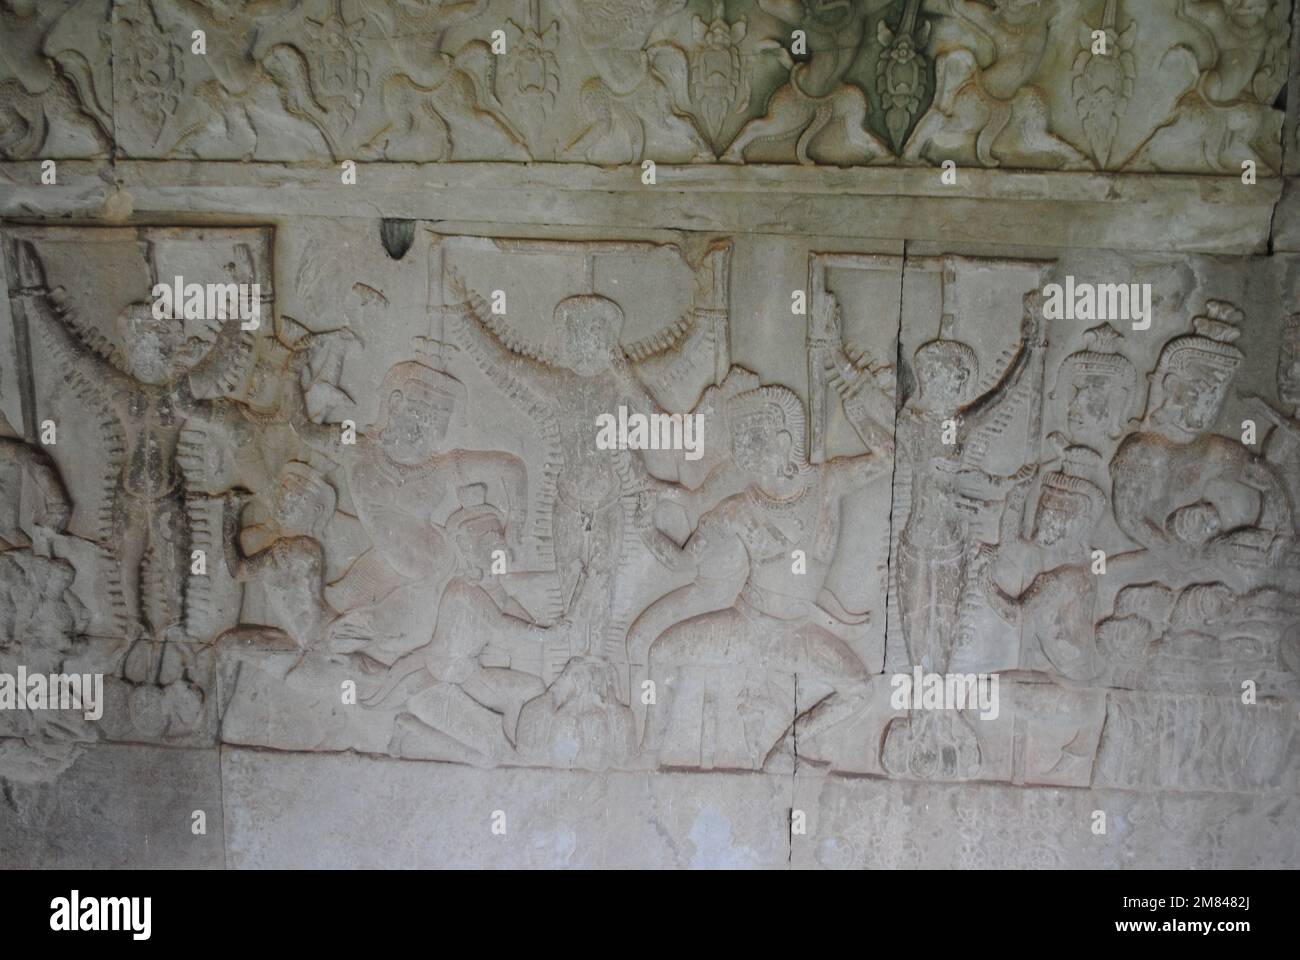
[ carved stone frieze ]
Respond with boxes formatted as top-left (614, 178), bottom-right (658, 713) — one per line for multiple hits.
top-left (0, 4), bottom-right (1297, 867)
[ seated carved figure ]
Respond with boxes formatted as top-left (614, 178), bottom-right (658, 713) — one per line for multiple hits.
top-left (1109, 303), bottom-right (1292, 574)
top-left (628, 384), bottom-right (885, 771)
top-left (294, 354), bottom-right (529, 665)
top-left (363, 487), bottom-right (550, 767)
top-left (903, 0), bottom-right (1087, 168)
top-left (980, 443), bottom-right (1109, 682)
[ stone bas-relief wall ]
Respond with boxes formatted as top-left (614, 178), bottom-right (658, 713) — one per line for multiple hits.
top-left (2, 229), bottom-right (1297, 866)
top-left (0, 1), bottom-right (1297, 870)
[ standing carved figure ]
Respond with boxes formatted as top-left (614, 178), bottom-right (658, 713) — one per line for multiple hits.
top-left (13, 238), bottom-right (259, 645)
top-left (894, 305), bottom-right (1043, 673)
top-left (445, 282), bottom-right (709, 672)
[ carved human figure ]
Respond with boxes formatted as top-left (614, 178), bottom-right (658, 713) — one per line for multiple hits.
top-left (903, 0), bottom-right (1087, 168)
top-left (0, 435), bottom-right (95, 781)
top-left (446, 285), bottom-right (707, 667)
top-left (363, 487), bottom-right (551, 766)
top-left (979, 442), bottom-right (1110, 681)
top-left (0, 411), bottom-right (70, 556)
top-left (296, 354), bottom-right (529, 664)
top-left (626, 384), bottom-right (885, 770)
top-left (893, 305), bottom-right (1044, 672)
top-left (221, 462), bottom-right (338, 650)
top-left (14, 239), bottom-right (258, 644)
top-left (719, 0), bottom-right (889, 164)
top-left (0, 422), bottom-right (83, 655)
top-left (1109, 302), bottom-right (1292, 571)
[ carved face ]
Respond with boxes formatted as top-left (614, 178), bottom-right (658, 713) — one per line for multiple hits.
top-left (117, 304), bottom-right (200, 385)
top-left (1066, 373), bottom-right (1124, 439)
top-left (453, 515), bottom-right (508, 578)
top-left (1278, 338), bottom-right (1300, 408)
top-left (1030, 495), bottom-right (1089, 549)
top-left (731, 409), bottom-right (792, 479)
top-left (555, 298), bottom-right (619, 377)
top-left (1227, 0), bottom-right (1269, 28)
top-left (381, 381), bottom-right (453, 464)
top-left (1157, 361), bottom-right (1231, 436)
top-left (915, 351), bottom-right (973, 415)
top-left (275, 477), bottom-right (325, 536)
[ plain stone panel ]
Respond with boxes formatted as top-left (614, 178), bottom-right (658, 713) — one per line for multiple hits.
top-left (0, 742), bottom-right (223, 869)
top-left (222, 747), bottom-right (790, 869)
top-left (791, 775), bottom-right (1300, 870)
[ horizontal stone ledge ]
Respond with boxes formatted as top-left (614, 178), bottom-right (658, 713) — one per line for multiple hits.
top-left (217, 746), bottom-right (1300, 869)
top-left (0, 162), bottom-right (1279, 255)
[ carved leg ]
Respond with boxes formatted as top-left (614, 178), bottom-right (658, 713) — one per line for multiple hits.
top-left (975, 99), bottom-right (1013, 167)
top-left (720, 84), bottom-right (818, 164)
top-left (111, 490), bottom-right (149, 640)
top-left (902, 49), bottom-right (980, 162)
top-left (1011, 89), bottom-right (1088, 168)
top-left (465, 667), bottom-right (546, 746)
top-left (826, 86), bottom-right (891, 163)
top-left (147, 496), bottom-right (189, 641)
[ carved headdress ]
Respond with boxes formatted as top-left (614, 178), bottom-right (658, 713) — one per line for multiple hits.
top-left (1151, 301), bottom-right (1244, 379)
top-left (374, 339), bottom-right (468, 431)
top-left (1037, 436), bottom-right (1106, 524)
top-left (1053, 322), bottom-right (1138, 392)
top-left (1144, 301), bottom-right (1244, 434)
top-left (725, 384), bottom-right (807, 459)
